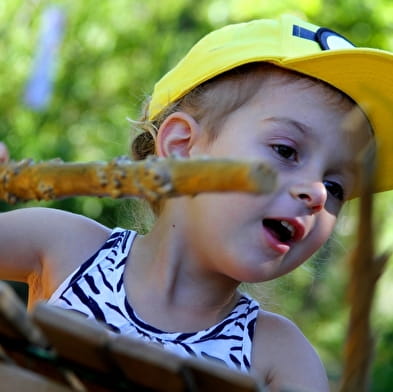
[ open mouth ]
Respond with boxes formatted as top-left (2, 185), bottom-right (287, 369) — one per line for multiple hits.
top-left (263, 219), bottom-right (296, 243)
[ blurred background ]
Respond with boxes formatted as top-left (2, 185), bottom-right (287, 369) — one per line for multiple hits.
top-left (1, 0), bottom-right (393, 390)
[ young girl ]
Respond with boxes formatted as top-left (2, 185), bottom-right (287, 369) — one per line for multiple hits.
top-left (1, 14), bottom-right (393, 391)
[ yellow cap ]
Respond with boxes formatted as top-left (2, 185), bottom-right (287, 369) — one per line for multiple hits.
top-left (149, 14), bottom-right (393, 193)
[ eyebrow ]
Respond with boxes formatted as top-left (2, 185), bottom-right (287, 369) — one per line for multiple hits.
top-left (262, 116), bottom-right (313, 137)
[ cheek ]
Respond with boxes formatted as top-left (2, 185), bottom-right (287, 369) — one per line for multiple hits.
top-left (310, 213), bottom-right (337, 251)
top-left (288, 212), bottom-right (337, 269)
top-left (281, 215), bottom-right (336, 277)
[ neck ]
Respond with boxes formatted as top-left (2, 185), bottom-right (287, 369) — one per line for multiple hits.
top-left (124, 210), bottom-right (241, 331)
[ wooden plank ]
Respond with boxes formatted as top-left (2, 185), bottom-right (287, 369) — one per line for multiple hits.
top-left (0, 362), bottom-right (74, 392)
top-left (182, 356), bottom-right (260, 392)
top-left (108, 334), bottom-right (186, 392)
top-left (31, 302), bottom-right (114, 373)
top-left (0, 281), bottom-right (48, 347)
top-left (31, 302), bottom-right (263, 392)
top-left (0, 283), bottom-right (263, 391)
top-left (33, 304), bottom-right (188, 391)
top-left (31, 303), bottom-right (141, 391)
top-left (0, 284), bottom-right (88, 390)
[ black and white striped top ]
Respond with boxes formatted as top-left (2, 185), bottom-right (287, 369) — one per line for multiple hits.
top-left (48, 228), bottom-right (260, 372)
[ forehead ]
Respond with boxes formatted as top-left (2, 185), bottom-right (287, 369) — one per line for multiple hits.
top-left (244, 71), bottom-right (371, 149)
top-left (266, 68), bottom-right (356, 110)
top-left (262, 70), bottom-right (372, 131)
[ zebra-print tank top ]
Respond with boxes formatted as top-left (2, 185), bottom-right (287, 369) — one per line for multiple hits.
top-left (48, 228), bottom-right (260, 372)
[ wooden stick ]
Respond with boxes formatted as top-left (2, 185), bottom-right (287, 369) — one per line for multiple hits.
top-left (0, 157), bottom-right (276, 203)
top-left (339, 148), bottom-right (390, 392)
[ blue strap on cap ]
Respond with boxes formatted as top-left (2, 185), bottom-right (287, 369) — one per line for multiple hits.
top-left (293, 24), bottom-right (356, 50)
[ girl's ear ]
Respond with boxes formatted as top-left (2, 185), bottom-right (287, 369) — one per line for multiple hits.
top-left (156, 112), bottom-right (202, 158)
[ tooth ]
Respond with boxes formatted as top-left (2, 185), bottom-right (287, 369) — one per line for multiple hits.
top-left (280, 221), bottom-right (295, 237)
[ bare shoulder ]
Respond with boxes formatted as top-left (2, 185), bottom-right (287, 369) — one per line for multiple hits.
top-left (0, 207), bottom-right (111, 300)
top-left (251, 309), bottom-right (329, 392)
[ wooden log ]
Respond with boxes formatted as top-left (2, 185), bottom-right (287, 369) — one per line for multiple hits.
top-left (0, 157), bottom-right (276, 203)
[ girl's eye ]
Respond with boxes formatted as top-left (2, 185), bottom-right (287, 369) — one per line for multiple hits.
top-left (323, 180), bottom-right (344, 201)
top-left (272, 144), bottom-right (297, 161)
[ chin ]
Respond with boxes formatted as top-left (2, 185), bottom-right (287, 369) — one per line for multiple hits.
top-left (232, 264), bottom-right (283, 284)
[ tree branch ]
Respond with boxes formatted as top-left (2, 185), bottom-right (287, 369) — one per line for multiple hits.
top-left (0, 156), bottom-right (276, 203)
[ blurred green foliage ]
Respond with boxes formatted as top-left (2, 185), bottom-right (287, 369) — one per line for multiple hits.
top-left (1, 0), bottom-right (393, 390)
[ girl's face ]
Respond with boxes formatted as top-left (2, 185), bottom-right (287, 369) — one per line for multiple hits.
top-left (171, 76), bottom-right (372, 283)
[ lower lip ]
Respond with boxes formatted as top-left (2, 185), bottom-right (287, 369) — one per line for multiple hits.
top-left (263, 226), bottom-right (291, 255)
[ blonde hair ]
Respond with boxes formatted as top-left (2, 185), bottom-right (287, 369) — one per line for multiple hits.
top-left (130, 62), bottom-right (355, 161)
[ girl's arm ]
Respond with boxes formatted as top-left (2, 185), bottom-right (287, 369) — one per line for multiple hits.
top-left (0, 207), bottom-right (111, 302)
top-left (252, 310), bottom-right (329, 392)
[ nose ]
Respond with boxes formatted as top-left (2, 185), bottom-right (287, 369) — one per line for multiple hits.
top-left (289, 182), bottom-right (327, 213)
